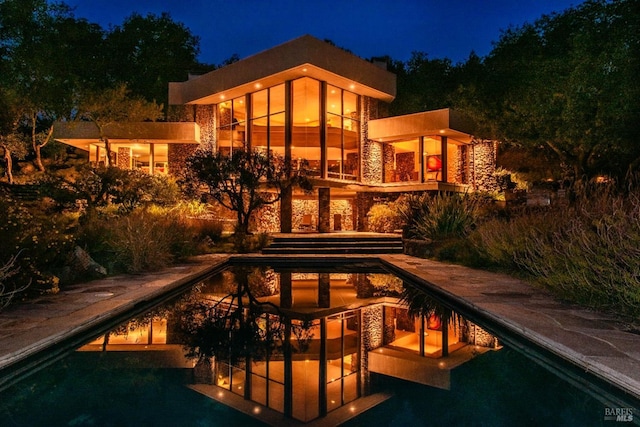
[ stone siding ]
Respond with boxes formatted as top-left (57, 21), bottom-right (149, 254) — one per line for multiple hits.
top-left (196, 104), bottom-right (216, 151)
top-left (168, 144), bottom-right (198, 176)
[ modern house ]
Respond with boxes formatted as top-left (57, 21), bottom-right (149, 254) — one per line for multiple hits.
top-left (56, 35), bottom-right (497, 233)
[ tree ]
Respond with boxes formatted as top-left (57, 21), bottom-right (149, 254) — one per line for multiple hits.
top-left (104, 12), bottom-right (201, 106)
top-left (0, 88), bottom-right (28, 184)
top-left (455, 0), bottom-right (640, 182)
top-left (0, 0), bottom-right (106, 172)
top-left (184, 146), bottom-right (312, 235)
top-left (76, 84), bottom-right (164, 166)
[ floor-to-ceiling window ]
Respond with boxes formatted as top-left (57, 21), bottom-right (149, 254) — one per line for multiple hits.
top-left (326, 85), bottom-right (359, 181)
top-left (251, 84), bottom-right (286, 158)
top-left (422, 136), bottom-right (443, 181)
top-left (217, 96), bottom-right (247, 156)
top-left (384, 138), bottom-right (420, 183)
top-left (292, 78), bottom-right (321, 176)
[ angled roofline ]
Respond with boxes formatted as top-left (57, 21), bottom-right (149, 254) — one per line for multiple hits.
top-left (169, 35), bottom-right (396, 105)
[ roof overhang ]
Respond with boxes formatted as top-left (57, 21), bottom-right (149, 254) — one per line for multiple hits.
top-left (368, 108), bottom-right (476, 143)
top-left (54, 121), bottom-right (201, 151)
top-left (169, 35), bottom-right (396, 105)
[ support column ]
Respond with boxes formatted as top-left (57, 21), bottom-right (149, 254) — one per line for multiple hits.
top-left (149, 144), bottom-right (155, 175)
top-left (440, 136), bottom-right (448, 183)
top-left (318, 187), bottom-right (330, 233)
top-left (318, 273), bottom-right (330, 308)
top-left (280, 186), bottom-right (292, 233)
top-left (441, 312), bottom-right (449, 357)
top-left (319, 317), bottom-right (328, 416)
top-left (280, 271), bottom-right (292, 309)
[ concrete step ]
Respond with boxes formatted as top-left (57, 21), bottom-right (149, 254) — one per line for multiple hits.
top-left (262, 234), bottom-right (403, 255)
top-left (261, 246), bottom-right (404, 255)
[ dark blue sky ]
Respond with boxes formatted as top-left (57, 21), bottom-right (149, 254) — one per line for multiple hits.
top-left (65, 0), bottom-right (581, 64)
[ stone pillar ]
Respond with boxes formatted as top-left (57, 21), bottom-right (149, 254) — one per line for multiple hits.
top-left (318, 273), bottom-right (330, 308)
top-left (280, 271), bottom-right (292, 309)
top-left (318, 187), bottom-right (330, 233)
top-left (117, 147), bottom-right (132, 169)
top-left (280, 186), bottom-right (292, 233)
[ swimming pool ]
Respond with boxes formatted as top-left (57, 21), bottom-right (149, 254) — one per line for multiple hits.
top-left (0, 260), bottom-right (636, 426)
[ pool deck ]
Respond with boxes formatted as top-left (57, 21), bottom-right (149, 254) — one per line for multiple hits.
top-left (1, 253), bottom-right (639, 411)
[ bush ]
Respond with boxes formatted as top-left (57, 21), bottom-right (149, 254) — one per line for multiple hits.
top-left (78, 207), bottom-right (198, 273)
top-left (400, 192), bottom-right (483, 240)
top-left (366, 202), bottom-right (403, 233)
top-left (0, 193), bottom-right (76, 297)
top-left (473, 183), bottom-right (640, 318)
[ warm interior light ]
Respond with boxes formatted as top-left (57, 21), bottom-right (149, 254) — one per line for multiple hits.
top-left (349, 84), bottom-right (355, 90)
top-left (255, 83), bottom-right (262, 89)
top-left (302, 67), bottom-right (307, 72)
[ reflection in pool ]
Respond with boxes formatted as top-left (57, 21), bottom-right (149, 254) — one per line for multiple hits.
top-left (0, 264), bottom-right (617, 426)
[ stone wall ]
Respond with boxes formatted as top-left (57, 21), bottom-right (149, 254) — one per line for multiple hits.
top-left (461, 320), bottom-right (500, 348)
top-left (254, 197), bottom-right (281, 233)
top-left (473, 140), bottom-right (498, 191)
top-left (117, 147), bottom-right (131, 169)
top-left (360, 304), bottom-right (384, 393)
top-left (196, 104), bottom-right (216, 151)
top-left (168, 144), bottom-right (198, 176)
top-left (457, 140), bottom-right (498, 191)
top-left (361, 97), bottom-right (384, 184)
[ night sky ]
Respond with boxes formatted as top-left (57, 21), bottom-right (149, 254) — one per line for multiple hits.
top-left (64, 0), bottom-right (581, 64)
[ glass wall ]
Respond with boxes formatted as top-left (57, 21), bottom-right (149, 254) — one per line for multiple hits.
top-left (422, 136), bottom-right (443, 181)
top-left (292, 78), bottom-right (321, 175)
top-left (217, 96), bottom-right (247, 156)
top-left (326, 311), bottom-right (359, 412)
top-left (251, 84), bottom-right (286, 158)
top-left (326, 85), bottom-right (359, 181)
top-left (384, 138), bottom-right (420, 183)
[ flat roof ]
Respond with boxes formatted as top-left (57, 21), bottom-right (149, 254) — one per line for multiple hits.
top-left (368, 108), bottom-right (476, 143)
top-left (168, 35), bottom-right (396, 105)
top-left (54, 121), bottom-right (200, 151)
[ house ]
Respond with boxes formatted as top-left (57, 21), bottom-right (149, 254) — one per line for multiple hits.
top-left (56, 35), bottom-right (497, 233)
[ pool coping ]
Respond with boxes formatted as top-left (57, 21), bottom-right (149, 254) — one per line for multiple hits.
top-left (0, 253), bottom-right (638, 410)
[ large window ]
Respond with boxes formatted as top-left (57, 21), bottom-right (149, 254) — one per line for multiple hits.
top-left (251, 84), bottom-right (286, 158)
top-left (217, 96), bottom-right (247, 156)
top-left (422, 136), bottom-right (443, 181)
top-left (326, 85), bottom-right (359, 181)
top-left (292, 78), bottom-right (321, 175)
top-left (384, 138), bottom-right (420, 183)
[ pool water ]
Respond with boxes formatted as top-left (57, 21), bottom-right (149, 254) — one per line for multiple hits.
top-left (0, 263), bottom-right (633, 426)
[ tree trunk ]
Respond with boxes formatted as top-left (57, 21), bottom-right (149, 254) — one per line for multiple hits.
top-left (3, 147), bottom-right (14, 184)
top-left (31, 121), bottom-right (53, 172)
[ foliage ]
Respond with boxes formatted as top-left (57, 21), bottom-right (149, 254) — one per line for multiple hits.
top-left (183, 146), bottom-right (311, 234)
top-left (400, 192), bottom-right (483, 240)
top-left (0, 192), bottom-right (76, 297)
top-left (472, 182), bottom-right (640, 318)
top-left (62, 165), bottom-right (177, 212)
top-left (366, 202), bottom-right (403, 233)
top-left (0, 252), bottom-right (29, 311)
top-left (104, 12), bottom-right (201, 107)
top-left (77, 207), bottom-right (197, 274)
top-left (455, 0), bottom-right (640, 182)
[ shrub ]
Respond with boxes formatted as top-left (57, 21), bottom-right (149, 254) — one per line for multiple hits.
top-left (0, 193), bottom-right (76, 297)
top-left (400, 192), bottom-right (482, 240)
top-left (366, 202), bottom-right (403, 233)
top-left (473, 182), bottom-right (640, 318)
top-left (78, 207), bottom-right (198, 273)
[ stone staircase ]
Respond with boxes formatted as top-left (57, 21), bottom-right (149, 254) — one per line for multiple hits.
top-left (261, 233), bottom-right (403, 255)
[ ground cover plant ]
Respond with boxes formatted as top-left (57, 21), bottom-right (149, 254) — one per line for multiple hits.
top-left (472, 182), bottom-right (640, 319)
